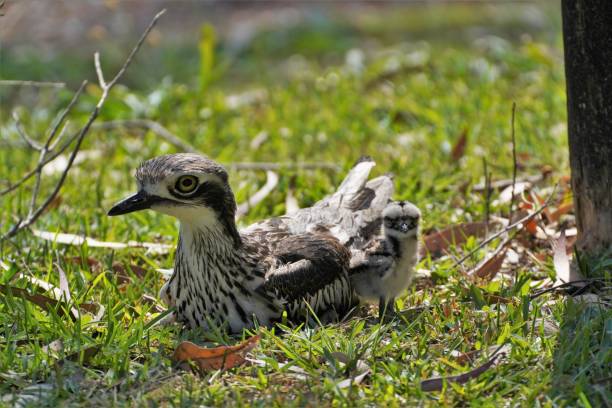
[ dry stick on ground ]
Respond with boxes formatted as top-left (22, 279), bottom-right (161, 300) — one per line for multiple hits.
top-left (0, 9), bottom-right (166, 242)
top-left (508, 102), bottom-right (518, 223)
top-left (453, 190), bottom-right (555, 269)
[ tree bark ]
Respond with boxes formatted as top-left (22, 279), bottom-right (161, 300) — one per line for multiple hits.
top-left (562, 0), bottom-right (612, 254)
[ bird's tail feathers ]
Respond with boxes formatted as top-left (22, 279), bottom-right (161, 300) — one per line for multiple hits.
top-left (327, 156), bottom-right (376, 209)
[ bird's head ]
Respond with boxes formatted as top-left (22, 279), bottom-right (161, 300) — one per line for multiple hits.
top-left (382, 200), bottom-right (421, 239)
top-left (108, 154), bottom-right (240, 243)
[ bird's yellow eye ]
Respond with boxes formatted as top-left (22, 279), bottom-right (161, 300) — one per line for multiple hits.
top-left (175, 175), bottom-right (198, 194)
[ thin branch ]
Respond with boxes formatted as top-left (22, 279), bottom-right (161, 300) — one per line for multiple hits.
top-left (0, 122), bottom-right (83, 196)
top-left (12, 111), bottom-right (42, 150)
top-left (0, 10), bottom-right (167, 242)
top-left (49, 120), bottom-right (70, 151)
top-left (92, 119), bottom-right (200, 154)
top-left (94, 52), bottom-right (107, 89)
top-left (0, 80), bottom-right (66, 88)
top-left (509, 102), bottom-right (518, 222)
top-left (104, 9), bottom-right (167, 92)
top-left (44, 83), bottom-right (87, 151)
top-left (1, 83), bottom-right (86, 197)
top-left (482, 157), bottom-right (491, 235)
top-left (453, 190), bottom-right (555, 268)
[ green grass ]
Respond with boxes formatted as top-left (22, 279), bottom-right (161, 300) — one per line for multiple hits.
top-left (1, 3), bottom-right (610, 406)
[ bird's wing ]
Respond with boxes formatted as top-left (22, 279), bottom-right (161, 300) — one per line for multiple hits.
top-left (349, 239), bottom-right (394, 277)
top-left (241, 157), bottom-right (394, 249)
top-left (256, 233), bottom-right (351, 303)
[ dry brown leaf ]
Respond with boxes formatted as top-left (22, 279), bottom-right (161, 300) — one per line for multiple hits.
top-left (421, 350), bottom-right (506, 392)
top-left (551, 230), bottom-right (583, 286)
top-left (483, 294), bottom-right (513, 305)
top-left (422, 222), bottom-right (487, 258)
top-left (497, 182), bottom-right (532, 205)
top-left (552, 230), bottom-right (570, 284)
top-left (451, 128), bottom-right (468, 161)
top-left (173, 335), bottom-right (261, 372)
top-left (337, 368), bottom-right (371, 389)
top-left (57, 264), bottom-right (71, 302)
top-left (548, 201), bottom-right (574, 223)
top-left (469, 248), bottom-right (508, 281)
top-left (0, 284), bottom-right (76, 319)
top-left (1, 282), bottom-right (101, 320)
top-left (60, 345), bottom-right (101, 366)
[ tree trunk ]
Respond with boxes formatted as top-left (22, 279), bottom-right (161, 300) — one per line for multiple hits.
top-left (562, 0), bottom-right (612, 255)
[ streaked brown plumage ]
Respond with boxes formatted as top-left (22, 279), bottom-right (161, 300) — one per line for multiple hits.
top-left (108, 154), bottom-right (394, 332)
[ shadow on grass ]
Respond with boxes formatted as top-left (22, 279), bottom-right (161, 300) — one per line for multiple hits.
top-left (549, 256), bottom-right (612, 406)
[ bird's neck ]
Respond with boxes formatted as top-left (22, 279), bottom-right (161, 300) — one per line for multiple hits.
top-left (178, 218), bottom-right (244, 262)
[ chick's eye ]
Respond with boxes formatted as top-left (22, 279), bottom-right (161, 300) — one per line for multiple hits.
top-left (175, 175), bottom-right (198, 194)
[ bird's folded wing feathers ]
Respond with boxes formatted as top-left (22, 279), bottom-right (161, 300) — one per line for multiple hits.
top-left (256, 233), bottom-right (350, 302)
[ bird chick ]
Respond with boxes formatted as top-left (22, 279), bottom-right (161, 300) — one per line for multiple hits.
top-left (349, 200), bottom-right (421, 320)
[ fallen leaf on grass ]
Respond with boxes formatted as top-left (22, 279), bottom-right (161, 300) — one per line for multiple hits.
top-left (140, 293), bottom-right (165, 313)
top-left (33, 230), bottom-right (172, 254)
top-left (112, 262), bottom-right (148, 284)
top-left (421, 222), bottom-right (488, 258)
top-left (0, 284), bottom-right (76, 319)
top-left (61, 345), bottom-right (101, 365)
top-left (421, 350), bottom-right (506, 392)
top-left (551, 230), bottom-right (584, 286)
top-left (468, 247), bottom-right (508, 281)
top-left (0, 283), bottom-right (102, 321)
top-left (472, 174), bottom-right (545, 192)
top-left (330, 351), bottom-right (371, 389)
top-left (173, 335), bottom-right (260, 372)
top-left (337, 368), bottom-right (371, 389)
top-left (496, 182), bottom-right (532, 205)
top-left (547, 201), bottom-right (574, 223)
top-left (450, 128), bottom-right (468, 161)
top-left (57, 264), bottom-right (71, 302)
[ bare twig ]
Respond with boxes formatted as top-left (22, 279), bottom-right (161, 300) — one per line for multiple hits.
top-left (421, 345), bottom-right (507, 392)
top-left (92, 119), bottom-right (200, 154)
top-left (453, 191), bottom-right (554, 268)
top-left (94, 52), bottom-right (107, 89)
top-left (482, 158), bottom-right (491, 235)
top-left (0, 9), bottom-right (166, 242)
top-left (1, 83), bottom-right (87, 197)
top-left (12, 111), bottom-right (42, 151)
top-left (0, 80), bottom-right (66, 88)
top-left (509, 102), bottom-right (518, 222)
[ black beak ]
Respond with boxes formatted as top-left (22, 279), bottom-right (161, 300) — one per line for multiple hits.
top-left (108, 190), bottom-right (155, 216)
top-left (399, 222), bottom-right (410, 233)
